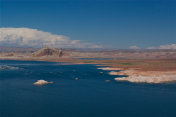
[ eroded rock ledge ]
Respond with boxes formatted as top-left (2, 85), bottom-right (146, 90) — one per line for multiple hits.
top-left (113, 70), bottom-right (176, 83)
top-left (99, 67), bottom-right (176, 83)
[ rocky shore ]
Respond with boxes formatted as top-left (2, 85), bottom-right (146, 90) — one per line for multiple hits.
top-left (1, 47), bottom-right (176, 84)
top-left (97, 67), bottom-right (123, 71)
top-left (109, 69), bottom-right (176, 83)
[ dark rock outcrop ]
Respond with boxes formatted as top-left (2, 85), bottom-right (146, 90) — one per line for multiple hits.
top-left (33, 47), bottom-right (63, 57)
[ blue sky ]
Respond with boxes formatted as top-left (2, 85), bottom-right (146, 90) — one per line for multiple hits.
top-left (0, 0), bottom-right (176, 49)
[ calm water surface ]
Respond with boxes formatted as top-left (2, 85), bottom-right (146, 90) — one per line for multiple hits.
top-left (0, 60), bottom-right (176, 117)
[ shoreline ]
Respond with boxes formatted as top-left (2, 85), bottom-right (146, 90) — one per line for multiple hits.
top-left (98, 67), bottom-right (176, 83)
top-left (109, 69), bottom-right (176, 83)
top-left (1, 57), bottom-right (176, 84)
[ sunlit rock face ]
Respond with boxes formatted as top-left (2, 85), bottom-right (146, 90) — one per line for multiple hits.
top-left (33, 47), bottom-right (63, 57)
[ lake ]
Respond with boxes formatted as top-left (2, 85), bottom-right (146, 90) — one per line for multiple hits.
top-left (0, 60), bottom-right (176, 117)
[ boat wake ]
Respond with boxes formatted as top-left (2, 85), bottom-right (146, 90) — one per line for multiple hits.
top-left (0, 65), bottom-right (20, 70)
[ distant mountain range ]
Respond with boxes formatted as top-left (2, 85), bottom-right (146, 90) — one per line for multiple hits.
top-left (0, 46), bottom-right (38, 53)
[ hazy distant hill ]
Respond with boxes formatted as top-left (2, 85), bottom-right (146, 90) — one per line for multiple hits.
top-left (0, 46), bottom-right (176, 59)
top-left (0, 46), bottom-right (38, 53)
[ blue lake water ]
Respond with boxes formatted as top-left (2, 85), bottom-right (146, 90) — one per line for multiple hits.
top-left (0, 60), bottom-right (176, 117)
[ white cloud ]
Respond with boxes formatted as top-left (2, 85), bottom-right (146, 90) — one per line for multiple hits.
top-left (159, 44), bottom-right (176, 49)
top-left (129, 45), bottom-right (140, 49)
top-left (0, 27), bottom-right (102, 48)
top-left (147, 44), bottom-right (176, 49)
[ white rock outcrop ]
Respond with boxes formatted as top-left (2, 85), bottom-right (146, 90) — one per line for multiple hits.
top-left (113, 70), bottom-right (176, 83)
top-left (33, 80), bottom-right (53, 85)
top-left (98, 67), bottom-right (123, 71)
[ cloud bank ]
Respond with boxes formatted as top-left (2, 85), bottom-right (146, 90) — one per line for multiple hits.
top-left (0, 28), bottom-right (102, 48)
top-left (147, 44), bottom-right (176, 50)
